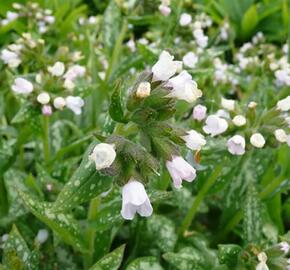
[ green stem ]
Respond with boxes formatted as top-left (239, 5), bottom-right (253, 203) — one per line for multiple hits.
top-left (178, 164), bottom-right (223, 237)
top-left (43, 116), bottom-right (50, 164)
top-left (83, 197), bottom-right (101, 269)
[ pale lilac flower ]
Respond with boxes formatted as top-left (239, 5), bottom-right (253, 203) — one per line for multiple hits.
top-left (121, 179), bottom-right (153, 220)
top-left (48, 61), bottom-right (65, 77)
top-left (179, 13), bottom-right (192, 26)
top-left (182, 52), bottom-right (198, 68)
top-left (11, 78), bottom-right (33, 94)
top-left (227, 135), bottom-right (246, 155)
top-left (65, 96), bottom-right (84, 115)
top-left (167, 71), bottom-right (202, 103)
top-left (35, 229), bottom-right (49, 244)
top-left (63, 65), bottom-right (86, 81)
top-left (193, 104), bottom-right (207, 121)
top-left (250, 133), bottom-right (265, 148)
top-left (203, 115), bottom-right (228, 136)
top-left (126, 39), bottom-right (136, 52)
top-left (152, 51), bottom-right (178, 81)
top-left (193, 29), bottom-right (208, 48)
top-left (42, 105), bottom-right (52, 116)
top-left (159, 5), bottom-right (171, 16)
top-left (182, 130), bottom-right (206, 151)
top-left (1, 49), bottom-right (21, 68)
top-left (277, 96), bottom-right (290, 111)
top-left (279, 241), bottom-right (290, 254)
top-left (166, 155), bottom-right (196, 188)
top-left (89, 143), bottom-right (116, 170)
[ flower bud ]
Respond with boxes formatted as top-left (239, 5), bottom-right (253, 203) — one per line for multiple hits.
top-left (221, 97), bottom-right (235, 111)
top-left (158, 5), bottom-right (171, 16)
top-left (232, 115), bottom-right (247, 126)
top-left (248, 101), bottom-right (257, 109)
top-left (193, 104), bottom-right (207, 121)
top-left (277, 96), bottom-right (290, 111)
top-left (37, 92), bottom-right (50, 105)
top-left (250, 133), bottom-right (265, 148)
top-left (274, 129), bottom-right (288, 143)
top-left (89, 143), bottom-right (116, 170)
top-left (179, 13), bottom-right (192, 26)
top-left (227, 135), bottom-right (246, 155)
top-left (35, 229), bottom-right (49, 244)
top-left (136, 82), bottom-right (151, 98)
top-left (48, 61), bottom-right (65, 77)
top-left (53, 97), bottom-right (66, 110)
top-left (42, 105), bottom-right (52, 116)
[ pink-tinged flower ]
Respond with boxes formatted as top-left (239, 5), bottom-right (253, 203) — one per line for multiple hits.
top-left (166, 156), bottom-right (196, 189)
top-left (11, 78), bottom-right (33, 94)
top-left (158, 5), bottom-right (171, 16)
top-left (193, 104), bottom-right (207, 121)
top-left (227, 135), bottom-right (245, 155)
top-left (182, 130), bottom-right (206, 151)
top-left (121, 179), bottom-right (153, 220)
top-left (183, 52), bottom-right (198, 68)
top-left (179, 13), bottom-right (192, 26)
top-left (279, 241), bottom-right (290, 254)
top-left (65, 96), bottom-right (84, 115)
top-left (42, 105), bottom-right (52, 116)
top-left (203, 115), bottom-right (228, 136)
top-left (152, 50), bottom-right (178, 81)
top-left (63, 65), bottom-right (86, 81)
top-left (167, 71), bottom-right (202, 103)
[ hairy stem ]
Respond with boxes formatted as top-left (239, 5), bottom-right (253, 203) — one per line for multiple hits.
top-left (43, 116), bottom-right (50, 164)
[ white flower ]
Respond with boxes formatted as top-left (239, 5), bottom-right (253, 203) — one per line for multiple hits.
top-left (44, 15), bottom-right (55, 24)
top-left (121, 179), bottom-right (153, 220)
top-left (248, 101), bottom-right (257, 109)
top-left (256, 252), bottom-right (269, 270)
top-left (37, 93), bottom-right (50, 105)
top-left (136, 82), bottom-right (151, 98)
top-left (216, 109), bottom-right (230, 119)
top-left (167, 71), bottom-right (202, 103)
top-left (35, 229), bottom-right (49, 244)
top-left (6, 11), bottom-right (18, 21)
top-left (166, 155), bottom-right (196, 189)
top-left (250, 133), bottom-right (265, 148)
top-left (63, 79), bottom-right (75, 90)
top-left (158, 5), bottom-right (171, 16)
top-left (227, 135), bottom-right (246, 155)
top-left (152, 51), bottom-right (178, 81)
top-left (203, 115), bottom-right (228, 136)
top-left (126, 39), bottom-right (136, 52)
top-left (193, 29), bottom-right (208, 48)
top-left (221, 97), bottom-right (235, 111)
top-left (279, 241), bottom-right (290, 254)
top-left (193, 104), bottom-right (207, 121)
top-left (11, 78), bottom-right (33, 94)
top-left (1, 49), bottom-right (21, 68)
top-left (277, 96), bottom-right (290, 111)
top-left (53, 97), bottom-right (66, 110)
top-left (179, 13), bottom-right (192, 26)
top-left (182, 52), bottom-right (198, 68)
top-left (233, 115), bottom-right (247, 126)
top-left (89, 143), bottom-right (116, 170)
top-left (63, 65), bottom-right (86, 81)
top-left (48, 61), bottom-right (65, 77)
top-left (65, 96), bottom-right (84, 115)
top-left (274, 129), bottom-right (288, 143)
top-left (182, 130), bottom-right (206, 151)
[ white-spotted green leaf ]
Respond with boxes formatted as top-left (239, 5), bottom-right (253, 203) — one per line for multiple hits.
top-left (19, 190), bottom-right (88, 253)
top-left (218, 244), bottom-right (242, 267)
top-left (89, 244), bottom-right (125, 270)
top-left (126, 257), bottom-right (163, 270)
top-left (52, 141), bottom-right (112, 212)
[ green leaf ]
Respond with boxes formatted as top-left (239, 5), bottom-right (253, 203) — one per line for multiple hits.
top-left (19, 191), bottom-right (88, 252)
top-left (103, 0), bottom-right (122, 55)
top-left (109, 82), bottom-right (127, 123)
top-left (89, 245), bottom-right (125, 270)
top-left (52, 141), bottom-right (112, 212)
top-left (126, 257), bottom-right (163, 270)
top-left (241, 5), bottom-right (258, 39)
top-left (218, 244), bottom-right (242, 267)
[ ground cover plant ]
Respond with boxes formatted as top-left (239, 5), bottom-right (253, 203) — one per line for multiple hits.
top-left (0, 0), bottom-right (290, 269)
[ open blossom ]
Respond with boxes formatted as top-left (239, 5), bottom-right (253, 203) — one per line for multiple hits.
top-left (227, 135), bottom-right (246, 155)
top-left (35, 229), bottom-right (49, 244)
top-left (203, 115), bottom-right (228, 136)
top-left (89, 143), bottom-right (116, 170)
top-left (182, 130), bottom-right (206, 151)
top-left (182, 52), bottom-right (198, 68)
top-left (64, 65), bottom-right (86, 81)
top-left (179, 13), bottom-right (192, 26)
top-left (277, 96), bottom-right (290, 111)
top-left (274, 129), bottom-right (288, 143)
top-left (1, 49), bottom-right (21, 68)
top-left (65, 96), bottom-right (84, 115)
top-left (221, 97), bottom-right (235, 111)
top-left (167, 71), bottom-right (202, 103)
top-left (11, 78), bottom-right (33, 94)
top-left (121, 179), bottom-right (153, 220)
top-left (53, 97), bottom-right (66, 110)
top-left (136, 82), bottom-right (151, 98)
top-left (279, 241), bottom-right (290, 254)
top-left (48, 61), bottom-right (65, 77)
top-left (250, 133), bottom-right (265, 148)
top-left (193, 104), bottom-right (207, 121)
top-left (152, 51), bottom-right (178, 81)
top-left (193, 29), bottom-right (208, 48)
top-left (233, 115), bottom-right (247, 126)
top-left (166, 156), bottom-right (196, 188)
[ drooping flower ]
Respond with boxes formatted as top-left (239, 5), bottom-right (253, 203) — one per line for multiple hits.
top-left (35, 229), bottom-right (49, 244)
top-left (48, 61), bottom-right (65, 77)
top-left (274, 129), bottom-right (288, 143)
top-left (277, 96), bottom-right (290, 111)
top-left (65, 96), bottom-right (84, 115)
top-left (193, 104), bottom-right (207, 121)
top-left (182, 52), bottom-right (198, 68)
top-left (221, 97), bottom-right (235, 111)
top-left (37, 92), bottom-right (50, 105)
top-left (232, 115), bottom-right (247, 126)
top-left (182, 130), bottom-right (206, 151)
top-left (136, 82), bottom-right (151, 98)
top-left (121, 179), bottom-right (153, 220)
top-left (166, 155), bottom-right (196, 189)
top-left (250, 133), bottom-right (265, 148)
top-left (227, 135), bottom-right (246, 155)
top-left (167, 71), bottom-right (202, 103)
top-left (152, 50), bottom-right (178, 81)
top-left (11, 78), bottom-right (33, 94)
top-left (89, 143), bottom-right (116, 170)
top-left (203, 115), bottom-right (228, 136)
top-left (179, 13), bottom-right (192, 26)
top-left (53, 97), bottom-right (66, 110)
